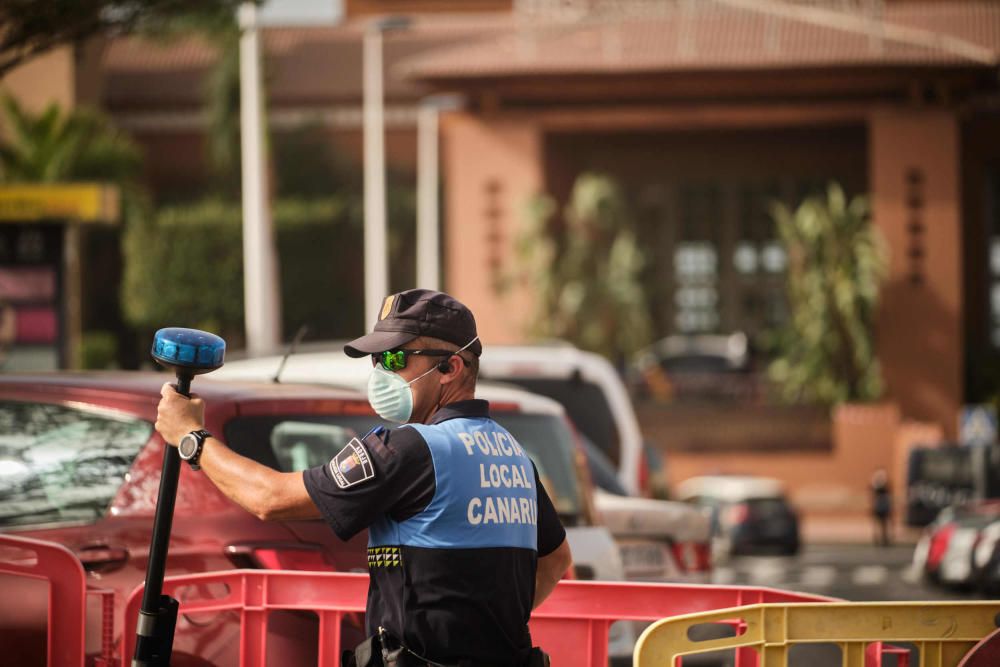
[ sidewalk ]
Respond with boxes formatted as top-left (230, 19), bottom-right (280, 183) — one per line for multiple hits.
top-left (801, 513), bottom-right (920, 545)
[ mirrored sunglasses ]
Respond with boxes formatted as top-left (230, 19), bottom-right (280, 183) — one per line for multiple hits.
top-left (372, 348), bottom-right (454, 372)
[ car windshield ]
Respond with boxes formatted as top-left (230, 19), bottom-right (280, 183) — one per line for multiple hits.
top-left (581, 436), bottom-right (628, 496)
top-left (224, 410), bottom-right (583, 520)
top-left (0, 400), bottom-right (153, 528)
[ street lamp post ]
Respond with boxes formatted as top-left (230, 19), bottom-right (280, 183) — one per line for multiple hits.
top-left (416, 94), bottom-right (462, 291)
top-left (239, 1), bottom-right (281, 356)
top-left (363, 16), bottom-right (411, 325)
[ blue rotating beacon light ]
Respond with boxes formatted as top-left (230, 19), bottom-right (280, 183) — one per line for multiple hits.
top-left (133, 328), bottom-right (225, 667)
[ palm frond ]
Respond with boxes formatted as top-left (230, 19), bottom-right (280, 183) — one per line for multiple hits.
top-left (767, 182), bottom-right (887, 405)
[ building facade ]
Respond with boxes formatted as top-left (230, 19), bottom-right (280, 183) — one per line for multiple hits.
top-left (405, 0), bottom-right (1000, 439)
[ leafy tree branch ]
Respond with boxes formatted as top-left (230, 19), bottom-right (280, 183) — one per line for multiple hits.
top-left (0, 0), bottom-right (252, 77)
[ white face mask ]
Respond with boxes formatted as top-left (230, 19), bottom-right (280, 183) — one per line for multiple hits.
top-left (367, 364), bottom-right (436, 423)
top-left (366, 337), bottom-right (479, 423)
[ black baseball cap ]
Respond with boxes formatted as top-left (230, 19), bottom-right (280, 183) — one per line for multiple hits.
top-left (344, 289), bottom-right (483, 358)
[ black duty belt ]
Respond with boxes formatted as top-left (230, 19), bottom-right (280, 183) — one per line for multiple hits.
top-left (343, 627), bottom-right (549, 667)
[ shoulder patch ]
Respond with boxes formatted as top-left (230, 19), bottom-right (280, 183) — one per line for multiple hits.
top-left (329, 437), bottom-right (376, 489)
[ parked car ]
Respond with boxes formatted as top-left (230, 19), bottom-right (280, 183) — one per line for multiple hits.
top-left (973, 518), bottom-right (1000, 595)
top-left (912, 500), bottom-right (1000, 588)
top-left (904, 444), bottom-right (1000, 528)
top-left (675, 475), bottom-right (800, 557)
top-left (629, 332), bottom-right (761, 403)
top-left (0, 373), bottom-right (372, 667)
top-left (912, 505), bottom-right (956, 583)
top-left (581, 437), bottom-right (712, 582)
top-left (1, 372), bottom-right (645, 666)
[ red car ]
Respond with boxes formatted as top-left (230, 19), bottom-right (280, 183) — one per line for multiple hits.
top-left (0, 372), bottom-right (378, 667)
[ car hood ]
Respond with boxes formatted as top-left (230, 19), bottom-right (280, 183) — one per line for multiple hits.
top-left (593, 489), bottom-right (711, 542)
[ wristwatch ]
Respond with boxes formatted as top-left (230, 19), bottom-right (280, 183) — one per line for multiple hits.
top-left (178, 429), bottom-right (212, 470)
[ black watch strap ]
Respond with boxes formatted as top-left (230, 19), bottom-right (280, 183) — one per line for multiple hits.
top-left (186, 429), bottom-right (212, 470)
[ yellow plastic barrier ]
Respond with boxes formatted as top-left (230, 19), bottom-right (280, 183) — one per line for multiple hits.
top-left (634, 601), bottom-right (1000, 667)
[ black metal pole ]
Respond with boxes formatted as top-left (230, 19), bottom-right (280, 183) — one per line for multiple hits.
top-left (133, 374), bottom-right (191, 666)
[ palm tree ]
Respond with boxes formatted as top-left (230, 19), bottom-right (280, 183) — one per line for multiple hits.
top-left (0, 95), bottom-right (141, 184)
top-left (768, 182), bottom-right (887, 405)
top-left (518, 172), bottom-right (652, 361)
top-left (0, 94), bottom-right (145, 369)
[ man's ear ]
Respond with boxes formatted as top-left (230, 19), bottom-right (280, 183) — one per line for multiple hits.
top-left (438, 355), bottom-right (462, 383)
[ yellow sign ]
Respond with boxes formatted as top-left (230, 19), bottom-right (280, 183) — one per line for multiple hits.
top-left (0, 184), bottom-right (120, 224)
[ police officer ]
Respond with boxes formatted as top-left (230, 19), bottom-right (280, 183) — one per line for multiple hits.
top-left (155, 289), bottom-right (573, 667)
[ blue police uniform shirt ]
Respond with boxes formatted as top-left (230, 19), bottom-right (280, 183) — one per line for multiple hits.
top-left (302, 399), bottom-right (566, 666)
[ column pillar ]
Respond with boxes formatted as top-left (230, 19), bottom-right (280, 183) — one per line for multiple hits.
top-left (440, 113), bottom-right (544, 343)
top-left (869, 109), bottom-right (963, 435)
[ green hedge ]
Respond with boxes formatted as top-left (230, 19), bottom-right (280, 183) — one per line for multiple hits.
top-left (122, 197), bottom-right (373, 347)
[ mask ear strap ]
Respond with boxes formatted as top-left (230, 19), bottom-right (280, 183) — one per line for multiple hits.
top-left (408, 363), bottom-right (442, 386)
top-left (444, 336), bottom-right (479, 373)
top-left (457, 336), bottom-right (479, 354)
top-left (416, 336), bottom-right (480, 380)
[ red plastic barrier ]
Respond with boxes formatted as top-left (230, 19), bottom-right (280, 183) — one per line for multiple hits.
top-left (530, 578), bottom-right (836, 666)
top-left (0, 534), bottom-right (88, 667)
top-left (92, 587), bottom-right (118, 667)
top-left (866, 641), bottom-right (911, 667)
top-left (123, 569), bottom-right (835, 667)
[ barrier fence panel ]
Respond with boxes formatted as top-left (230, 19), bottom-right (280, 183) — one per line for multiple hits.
top-left (529, 579), bottom-right (837, 666)
top-left (634, 601), bottom-right (1000, 667)
top-left (92, 587), bottom-right (118, 667)
top-left (123, 570), bottom-right (836, 667)
top-left (0, 532), bottom-right (967, 667)
top-left (0, 534), bottom-right (89, 667)
top-left (122, 570), bottom-right (371, 667)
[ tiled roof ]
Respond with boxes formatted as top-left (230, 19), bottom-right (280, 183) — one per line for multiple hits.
top-left (101, 3), bottom-right (1000, 109)
top-left (404, 1), bottom-right (1000, 79)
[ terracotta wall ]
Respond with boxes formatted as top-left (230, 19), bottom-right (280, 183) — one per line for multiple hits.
top-left (0, 41), bottom-right (105, 115)
top-left (868, 109), bottom-right (963, 436)
top-left (440, 112), bottom-right (543, 342)
top-left (662, 403), bottom-right (946, 541)
top-left (666, 403), bottom-right (901, 513)
top-left (0, 47), bottom-right (76, 115)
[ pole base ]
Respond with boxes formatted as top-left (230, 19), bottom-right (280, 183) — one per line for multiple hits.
top-left (132, 595), bottom-right (178, 667)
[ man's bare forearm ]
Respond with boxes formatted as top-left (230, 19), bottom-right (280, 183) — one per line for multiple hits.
top-left (198, 437), bottom-right (320, 521)
top-left (533, 538), bottom-right (572, 610)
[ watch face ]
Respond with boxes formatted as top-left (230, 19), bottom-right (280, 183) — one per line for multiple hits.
top-left (178, 433), bottom-right (198, 459)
